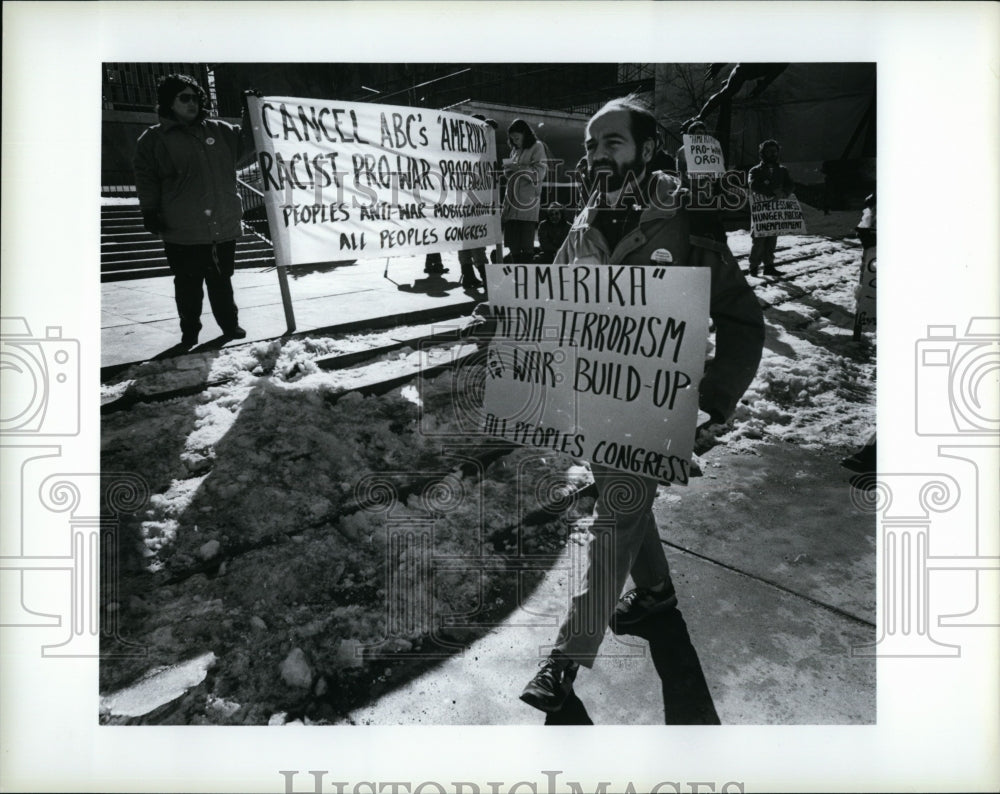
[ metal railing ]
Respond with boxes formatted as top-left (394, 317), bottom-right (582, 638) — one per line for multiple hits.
top-left (236, 154), bottom-right (270, 243)
top-left (101, 171), bottom-right (138, 198)
top-left (100, 159), bottom-right (271, 243)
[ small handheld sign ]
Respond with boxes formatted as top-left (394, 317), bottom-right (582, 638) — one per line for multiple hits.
top-left (853, 244), bottom-right (876, 339)
top-left (682, 134), bottom-right (725, 176)
top-left (750, 191), bottom-right (807, 237)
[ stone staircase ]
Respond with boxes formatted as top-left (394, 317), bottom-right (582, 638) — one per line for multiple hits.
top-left (101, 204), bottom-right (274, 282)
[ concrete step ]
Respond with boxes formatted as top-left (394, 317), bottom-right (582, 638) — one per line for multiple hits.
top-left (101, 250), bottom-right (273, 268)
top-left (102, 255), bottom-right (276, 282)
top-left (101, 221), bottom-right (145, 232)
top-left (101, 230), bottom-right (270, 246)
top-left (103, 230), bottom-right (167, 244)
top-left (101, 236), bottom-right (270, 256)
top-left (102, 251), bottom-right (275, 270)
top-left (99, 202), bottom-right (275, 281)
top-left (102, 248), bottom-right (169, 265)
top-left (102, 238), bottom-right (162, 253)
top-left (103, 266), bottom-right (173, 282)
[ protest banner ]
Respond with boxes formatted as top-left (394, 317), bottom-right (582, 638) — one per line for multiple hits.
top-left (853, 244), bottom-right (876, 338)
top-left (749, 191), bottom-right (807, 237)
top-left (245, 95), bottom-right (501, 267)
top-left (480, 263), bottom-right (711, 485)
top-left (682, 134), bottom-right (725, 176)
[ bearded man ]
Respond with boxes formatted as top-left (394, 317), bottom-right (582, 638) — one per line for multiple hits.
top-left (518, 97), bottom-right (764, 717)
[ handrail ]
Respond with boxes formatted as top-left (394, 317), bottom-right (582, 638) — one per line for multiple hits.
top-left (236, 176), bottom-right (264, 198)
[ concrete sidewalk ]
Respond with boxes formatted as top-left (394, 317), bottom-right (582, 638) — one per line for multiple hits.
top-left (101, 252), bottom-right (480, 373)
top-left (340, 443), bottom-right (876, 725)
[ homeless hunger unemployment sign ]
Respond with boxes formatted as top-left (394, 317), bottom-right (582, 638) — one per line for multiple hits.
top-left (245, 95), bottom-right (501, 266)
top-left (750, 191), bottom-right (807, 237)
top-left (481, 264), bottom-right (711, 485)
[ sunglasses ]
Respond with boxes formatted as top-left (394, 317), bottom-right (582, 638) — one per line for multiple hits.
top-left (175, 93), bottom-right (200, 104)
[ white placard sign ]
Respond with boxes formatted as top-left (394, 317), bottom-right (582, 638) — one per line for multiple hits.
top-left (245, 95), bottom-right (501, 266)
top-left (750, 191), bottom-right (807, 237)
top-left (481, 263), bottom-right (711, 485)
top-left (682, 133), bottom-right (725, 175)
top-left (855, 245), bottom-right (877, 332)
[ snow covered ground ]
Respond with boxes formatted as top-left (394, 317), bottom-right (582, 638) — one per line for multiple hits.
top-left (99, 209), bottom-right (875, 724)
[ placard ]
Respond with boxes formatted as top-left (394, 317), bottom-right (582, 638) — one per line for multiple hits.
top-left (749, 191), bottom-right (807, 236)
top-left (481, 263), bottom-right (711, 484)
top-left (245, 95), bottom-right (501, 266)
top-left (682, 133), bottom-right (725, 175)
top-left (855, 244), bottom-right (877, 333)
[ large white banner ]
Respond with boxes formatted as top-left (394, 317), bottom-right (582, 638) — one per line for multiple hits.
top-left (245, 95), bottom-right (501, 266)
top-left (481, 264), bottom-right (711, 485)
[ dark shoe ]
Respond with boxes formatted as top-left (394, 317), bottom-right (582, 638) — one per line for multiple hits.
top-left (461, 276), bottom-right (483, 290)
top-left (841, 444), bottom-right (876, 474)
top-left (610, 581), bottom-right (678, 635)
top-left (223, 326), bottom-right (247, 339)
top-left (762, 267), bottom-right (780, 277)
top-left (519, 651), bottom-right (579, 713)
top-left (181, 334), bottom-right (198, 348)
top-left (748, 267), bottom-right (759, 277)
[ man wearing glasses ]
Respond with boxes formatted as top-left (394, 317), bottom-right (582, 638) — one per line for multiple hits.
top-left (134, 74), bottom-right (247, 348)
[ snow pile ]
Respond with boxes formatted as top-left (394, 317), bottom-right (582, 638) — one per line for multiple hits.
top-left (732, 320), bottom-right (874, 451)
top-left (720, 228), bottom-right (875, 453)
top-left (100, 652), bottom-right (216, 719)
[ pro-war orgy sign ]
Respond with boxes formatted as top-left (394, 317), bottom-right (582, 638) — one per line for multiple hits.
top-left (245, 96), bottom-right (501, 266)
top-left (682, 133), bottom-right (725, 176)
top-left (481, 263), bottom-right (711, 485)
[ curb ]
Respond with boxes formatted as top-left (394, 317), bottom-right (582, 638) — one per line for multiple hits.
top-left (100, 298), bottom-right (479, 382)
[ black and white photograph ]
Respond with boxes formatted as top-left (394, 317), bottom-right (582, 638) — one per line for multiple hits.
top-left (97, 61), bottom-right (878, 728)
top-left (1, 3), bottom-right (997, 793)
